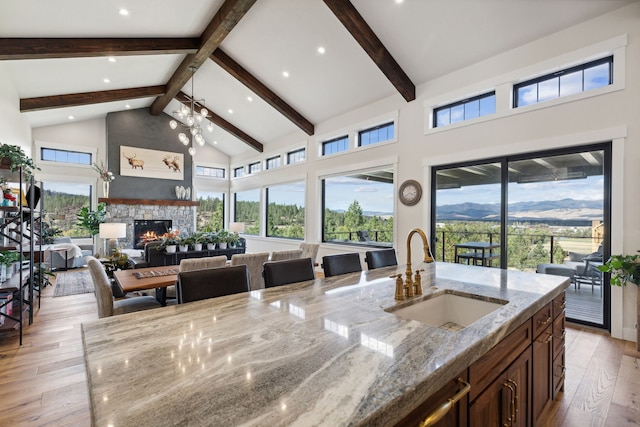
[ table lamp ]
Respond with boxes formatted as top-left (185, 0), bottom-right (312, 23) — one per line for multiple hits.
top-left (99, 223), bottom-right (127, 257)
top-left (229, 222), bottom-right (245, 233)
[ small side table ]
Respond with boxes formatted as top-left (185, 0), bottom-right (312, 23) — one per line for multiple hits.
top-left (49, 248), bottom-right (69, 271)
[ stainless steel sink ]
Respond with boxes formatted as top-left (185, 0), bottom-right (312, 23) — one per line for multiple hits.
top-left (386, 291), bottom-right (508, 331)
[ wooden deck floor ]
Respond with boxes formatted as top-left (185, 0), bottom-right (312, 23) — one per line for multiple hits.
top-left (0, 272), bottom-right (638, 426)
top-left (565, 281), bottom-right (604, 325)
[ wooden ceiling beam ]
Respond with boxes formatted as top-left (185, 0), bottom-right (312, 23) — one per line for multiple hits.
top-left (323, 0), bottom-right (415, 102)
top-left (210, 49), bottom-right (315, 136)
top-left (176, 91), bottom-right (263, 153)
top-left (20, 86), bottom-right (166, 112)
top-left (0, 38), bottom-right (199, 60)
top-left (150, 0), bottom-right (257, 116)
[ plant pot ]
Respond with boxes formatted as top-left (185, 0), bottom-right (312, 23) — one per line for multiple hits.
top-left (4, 264), bottom-right (13, 280)
top-left (165, 245), bottom-right (177, 253)
top-left (194, 243), bottom-right (203, 251)
top-left (179, 245), bottom-right (189, 252)
top-left (218, 242), bottom-right (228, 249)
top-left (207, 243), bottom-right (216, 250)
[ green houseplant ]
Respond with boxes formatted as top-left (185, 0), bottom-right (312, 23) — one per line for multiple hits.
top-left (0, 143), bottom-right (40, 178)
top-left (76, 203), bottom-right (107, 237)
top-left (598, 253), bottom-right (640, 351)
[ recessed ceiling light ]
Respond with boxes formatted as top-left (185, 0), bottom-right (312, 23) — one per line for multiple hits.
top-left (246, 96), bottom-right (253, 102)
top-left (68, 115), bottom-right (74, 120)
top-left (108, 57), bottom-right (116, 63)
top-left (103, 78), bottom-right (110, 83)
top-left (119, 8), bottom-right (129, 16)
top-left (228, 109), bottom-right (233, 114)
top-left (394, 0), bottom-right (404, 4)
top-left (282, 71), bottom-right (289, 78)
top-left (317, 46), bottom-right (326, 55)
top-left (213, 140), bottom-right (218, 145)
top-left (125, 104), bottom-right (131, 109)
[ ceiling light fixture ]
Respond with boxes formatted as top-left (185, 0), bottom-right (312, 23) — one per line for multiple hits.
top-left (119, 8), bottom-right (129, 16)
top-left (108, 57), bottom-right (116, 63)
top-left (317, 46), bottom-right (326, 54)
top-left (282, 71), bottom-right (290, 78)
top-left (168, 66), bottom-right (213, 157)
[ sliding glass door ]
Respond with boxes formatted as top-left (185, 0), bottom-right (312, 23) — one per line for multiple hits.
top-left (432, 144), bottom-right (610, 329)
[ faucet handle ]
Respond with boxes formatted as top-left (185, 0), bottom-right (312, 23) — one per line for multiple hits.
top-left (390, 274), bottom-right (405, 300)
top-left (414, 269), bottom-right (425, 295)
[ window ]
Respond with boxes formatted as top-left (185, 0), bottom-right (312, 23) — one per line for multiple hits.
top-left (266, 181), bottom-right (305, 239)
top-left (322, 169), bottom-right (393, 245)
top-left (248, 162), bottom-right (261, 174)
top-left (287, 148), bottom-right (306, 164)
top-left (322, 135), bottom-right (349, 156)
top-left (234, 167), bottom-right (245, 178)
top-left (196, 166), bottom-right (225, 178)
top-left (514, 56), bottom-right (613, 108)
top-left (358, 122), bottom-right (394, 147)
top-left (266, 156), bottom-right (281, 170)
top-left (196, 191), bottom-right (224, 231)
top-left (434, 92), bottom-right (496, 128)
top-left (42, 182), bottom-right (92, 237)
top-left (41, 148), bottom-right (92, 165)
top-left (234, 189), bottom-right (260, 235)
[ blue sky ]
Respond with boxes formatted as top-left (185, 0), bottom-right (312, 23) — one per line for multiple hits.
top-left (324, 176), bottom-right (393, 213)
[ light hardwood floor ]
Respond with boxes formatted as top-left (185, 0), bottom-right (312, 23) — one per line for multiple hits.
top-left (0, 273), bottom-right (638, 426)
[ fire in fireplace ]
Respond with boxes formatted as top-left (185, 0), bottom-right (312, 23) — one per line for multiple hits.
top-left (133, 220), bottom-right (172, 249)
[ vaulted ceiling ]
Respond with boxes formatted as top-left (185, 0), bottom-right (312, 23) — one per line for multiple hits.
top-left (0, 0), bottom-right (635, 157)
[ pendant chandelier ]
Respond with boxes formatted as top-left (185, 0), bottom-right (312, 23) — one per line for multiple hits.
top-left (169, 66), bottom-right (214, 156)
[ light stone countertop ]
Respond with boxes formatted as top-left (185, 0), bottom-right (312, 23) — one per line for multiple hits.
top-left (81, 262), bottom-right (569, 427)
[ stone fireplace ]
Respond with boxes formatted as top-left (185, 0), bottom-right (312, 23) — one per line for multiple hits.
top-left (100, 198), bottom-right (198, 249)
top-left (133, 219), bottom-right (173, 248)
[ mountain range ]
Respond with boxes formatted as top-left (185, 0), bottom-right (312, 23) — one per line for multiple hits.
top-left (436, 198), bottom-right (603, 222)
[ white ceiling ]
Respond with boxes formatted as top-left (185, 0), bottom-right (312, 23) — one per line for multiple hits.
top-left (0, 0), bottom-right (635, 157)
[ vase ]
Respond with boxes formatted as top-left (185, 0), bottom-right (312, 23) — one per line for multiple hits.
top-left (179, 244), bottom-right (189, 252)
top-left (102, 181), bottom-right (110, 198)
top-left (165, 245), bottom-right (176, 253)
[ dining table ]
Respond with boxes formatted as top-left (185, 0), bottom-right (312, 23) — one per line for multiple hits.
top-left (113, 265), bottom-right (179, 293)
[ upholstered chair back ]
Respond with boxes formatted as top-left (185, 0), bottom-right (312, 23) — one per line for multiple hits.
top-left (364, 248), bottom-right (398, 270)
top-left (177, 265), bottom-right (250, 304)
top-left (270, 249), bottom-right (303, 262)
top-left (179, 256), bottom-right (228, 272)
top-left (299, 243), bottom-right (320, 265)
top-left (87, 256), bottom-right (114, 318)
top-left (230, 252), bottom-right (270, 290)
top-left (263, 258), bottom-right (315, 288)
top-left (321, 253), bottom-right (362, 277)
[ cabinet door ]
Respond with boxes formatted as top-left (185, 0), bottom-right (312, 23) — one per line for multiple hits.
top-left (506, 347), bottom-right (532, 427)
top-left (394, 371), bottom-right (468, 427)
top-left (532, 324), bottom-right (552, 425)
top-left (469, 370), bottom-right (510, 427)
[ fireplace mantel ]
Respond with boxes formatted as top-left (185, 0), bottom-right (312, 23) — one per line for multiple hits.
top-left (99, 198), bottom-right (199, 207)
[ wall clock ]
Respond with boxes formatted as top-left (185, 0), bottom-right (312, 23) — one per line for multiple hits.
top-left (399, 179), bottom-right (422, 206)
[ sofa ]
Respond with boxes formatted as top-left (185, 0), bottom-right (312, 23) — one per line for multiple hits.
top-left (49, 236), bottom-right (94, 269)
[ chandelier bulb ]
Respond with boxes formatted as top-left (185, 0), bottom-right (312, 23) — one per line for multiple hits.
top-left (186, 116), bottom-right (195, 127)
top-left (207, 122), bottom-right (214, 133)
top-left (188, 147), bottom-right (196, 156)
top-left (200, 108), bottom-right (208, 117)
top-left (169, 120), bottom-right (177, 130)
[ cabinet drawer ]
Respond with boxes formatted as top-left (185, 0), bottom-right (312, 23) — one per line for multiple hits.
top-left (469, 320), bottom-right (532, 401)
top-left (552, 313), bottom-right (565, 359)
top-left (533, 302), bottom-right (553, 338)
top-left (553, 350), bottom-right (565, 398)
top-left (553, 292), bottom-right (566, 319)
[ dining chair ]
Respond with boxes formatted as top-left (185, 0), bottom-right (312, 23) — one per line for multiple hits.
top-left (177, 264), bottom-right (250, 304)
top-left (270, 249), bottom-right (303, 262)
top-left (321, 253), bottom-right (362, 277)
top-left (299, 242), bottom-right (319, 265)
top-left (230, 252), bottom-right (270, 290)
top-left (86, 257), bottom-right (161, 318)
top-left (163, 255), bottom-right (229, 302)
top-left (365, 248), bottom-right (398, 270)
top-left (263, 257), bottom-right (315, 288)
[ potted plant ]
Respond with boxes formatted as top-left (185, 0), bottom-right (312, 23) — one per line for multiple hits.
top-left (0, 143), bottom-right (40, 178)
top-left (179, 234), bottom-right (192, 252)
top-left (76, 203), bottom-right (107, 237)
top-left (598, 253), bottom-right (640, 351)
top-left (32, 262), bottom-right (56, 288)
top-left (191, 232), bottom-right (205, 251)
top-left (204, 232), bottom-right (217, 250)
top-left (0, 250), bottom-right (20, 281)
top-left (226, 231), bottom-right (240, 248)
top-left (216, 230), bottom-right (229, 249)
top-left (158, 230), bottom-right (181, 253)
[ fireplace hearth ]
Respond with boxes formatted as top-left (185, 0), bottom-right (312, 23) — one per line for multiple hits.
top-left (133, 220), bottom-right (172, 248)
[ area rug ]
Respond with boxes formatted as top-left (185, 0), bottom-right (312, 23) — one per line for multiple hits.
top-left (53, 270), bottom-right (94, 297)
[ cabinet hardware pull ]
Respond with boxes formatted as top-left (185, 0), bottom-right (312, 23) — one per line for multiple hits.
top-left (555, 366), bottom-right (567, 377)
top-left (503, 382), bottom-right (515, 425)
top-left (537, 315), bottom-right (552, 326)
top-left (507, 378), bottom-right (518, 423)
top-left (560, 301), bottom-right (567, 309)
top-left (419, 377), bottom-right (471, 427)
top-left (537, 333), bottom-right (552, 343)
top-left (554, 331), bottom-right (566, 340)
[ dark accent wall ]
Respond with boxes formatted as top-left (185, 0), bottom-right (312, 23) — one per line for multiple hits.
top-left (106, 108), bottom-right (192, 199)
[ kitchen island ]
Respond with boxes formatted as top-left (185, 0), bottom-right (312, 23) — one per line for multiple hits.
top-left (81, 262), bottom-right (569, 426)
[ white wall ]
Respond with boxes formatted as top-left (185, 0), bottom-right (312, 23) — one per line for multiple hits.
top-left (0, 64), bottom-right (32, 153)
top-left (0, 4), bottom-right (636, 342)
